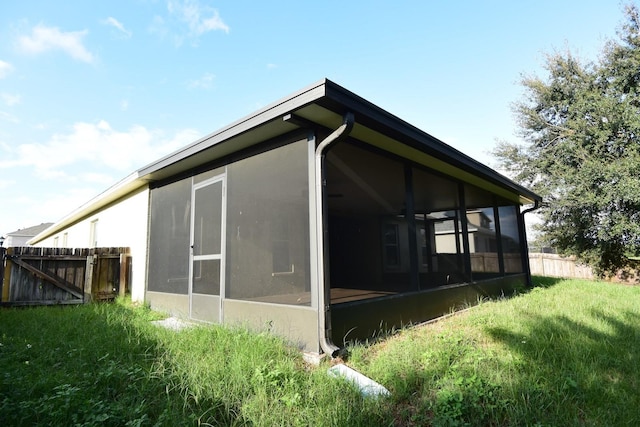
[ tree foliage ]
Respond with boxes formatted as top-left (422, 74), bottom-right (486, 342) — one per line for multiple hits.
top-left (493, 4), bottom-right (640, 276)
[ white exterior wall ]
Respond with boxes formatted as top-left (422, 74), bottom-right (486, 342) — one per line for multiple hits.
top-left (33, 187), bottom-right (150, 302)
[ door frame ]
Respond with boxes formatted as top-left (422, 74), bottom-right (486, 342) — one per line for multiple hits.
top-left (188, 173), bottom-right (226, 322)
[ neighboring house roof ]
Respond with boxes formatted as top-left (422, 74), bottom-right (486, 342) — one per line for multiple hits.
top-left (31, 78), bottom-right (542, 243)
top-left (5, 222), bottom-right (54, 238)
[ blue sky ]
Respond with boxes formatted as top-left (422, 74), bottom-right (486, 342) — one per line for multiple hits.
top-left (0, 0), bottom-right (626, 236)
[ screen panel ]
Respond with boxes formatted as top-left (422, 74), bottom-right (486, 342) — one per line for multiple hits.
top-left (225, 139), bottom-right (311, 305)
top-left (148, 177), bottom-right (192, 294)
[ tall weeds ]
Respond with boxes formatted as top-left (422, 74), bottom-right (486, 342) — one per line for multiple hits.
top-left (2, 278), bottom-right (639, 426)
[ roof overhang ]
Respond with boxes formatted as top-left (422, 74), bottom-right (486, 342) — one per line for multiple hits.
top-left (32, 78), bottom-right (541, 243)
top-left (138, 78), bottom-right (540, 205)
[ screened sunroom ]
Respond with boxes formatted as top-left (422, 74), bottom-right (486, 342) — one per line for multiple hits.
top-left (141, 79), bottom-right (540, 355)
top-left (325, 141), bottom-right (530, 346)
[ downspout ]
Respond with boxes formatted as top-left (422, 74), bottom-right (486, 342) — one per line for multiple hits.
top-left (521, 199), bottom-right (541, 287)
top-left (316, 112), bottom-right (355, 358)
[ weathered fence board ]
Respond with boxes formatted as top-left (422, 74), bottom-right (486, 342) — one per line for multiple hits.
top-left (0, 247), bottom-right (131, 307)
top-left (11, 257), bottom-right (84, 299)
top-left (528, 253), bottom-right (594, 279)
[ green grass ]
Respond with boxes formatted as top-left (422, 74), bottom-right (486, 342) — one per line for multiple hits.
top-left (348, 277), bottom-right (640, 426)
top-left (1, 277), bottom-right (640, 426)
top-left (0, 300), bottom-right (383, 426)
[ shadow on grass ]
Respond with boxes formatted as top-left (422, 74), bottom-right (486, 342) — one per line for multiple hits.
top-left (1, 302), bottom-right (389, 427)
top-left (486, 309), bottom-right (640, 425)
top-left (0, 302), bottom-right (225, 426)
top-left (529, 275), bottom-right (565, 289)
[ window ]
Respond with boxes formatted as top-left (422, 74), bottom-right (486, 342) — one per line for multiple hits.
top-left (89, 220), bottom-right (98, 247)
top-left (382, 223), bottom-right (400, 268)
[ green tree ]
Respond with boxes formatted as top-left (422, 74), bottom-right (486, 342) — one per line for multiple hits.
top-left (493, 4), bottom-right (640, 277)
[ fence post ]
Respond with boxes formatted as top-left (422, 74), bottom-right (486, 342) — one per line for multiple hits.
top-left (0, 247), bottom-right (4, 301)
top-left (2, 248), bottom-right (12, 302)
top-left (84, 255), bottom-right (95, 303)
top-left (119, 252), bottom-right (128, 298)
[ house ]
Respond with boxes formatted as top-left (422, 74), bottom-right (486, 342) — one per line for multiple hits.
top-left (2, 223), bottom-right (54, 247)
top-left (30, 79), bottom-right (541, 355)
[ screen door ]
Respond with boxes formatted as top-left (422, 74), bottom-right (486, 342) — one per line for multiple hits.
top-left (189, 175), bottom-right (225, 322)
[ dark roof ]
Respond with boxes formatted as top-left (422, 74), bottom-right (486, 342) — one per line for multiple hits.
top-left (137, 78), bottom-right (540, 205)
top-left (6, 222), bottom-right (54, 237)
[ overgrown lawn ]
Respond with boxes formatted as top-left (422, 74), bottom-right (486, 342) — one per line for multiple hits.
top-left (349, 277), bottom-right (640, 426)
top-left (1, 277), bottom-right (639, 426)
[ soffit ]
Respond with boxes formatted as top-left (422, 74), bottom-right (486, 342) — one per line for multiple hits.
top-left (293, 104), bottom-right (535, 205)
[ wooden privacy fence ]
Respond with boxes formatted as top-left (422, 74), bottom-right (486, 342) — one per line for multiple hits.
top-left (0, 246), bottom-right (131, 307)
top-left (528, 252), bottom-right (595, 280)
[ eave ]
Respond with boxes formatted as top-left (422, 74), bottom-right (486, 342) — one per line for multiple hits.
top-left (31, 78), bottom-right (540, 243)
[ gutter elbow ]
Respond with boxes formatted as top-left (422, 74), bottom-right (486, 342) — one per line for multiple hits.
top-left (522, 199), bottom-right (541, 215)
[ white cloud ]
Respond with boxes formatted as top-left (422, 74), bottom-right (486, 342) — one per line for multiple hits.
top-left (27, 187), bottom-right (101, 224)
top-left (187, 72), bottom-right (214, 89)
top-left (120, 99), bottom-right (129, 111)
top-left (168, 0), bottom-right (229, 34)
top-left (149, 15), bottom-right (168, 38)
top-left (17, 24), bottom-right (95, 63)
top-left (267, 63), bottom-right (277, 70)
top-left (81, 172), bottom-right (116, 185)
top-left (1, 93), bottom-right (21, 106)
top-left (0, 60), bottom-right (14, 78)
top-left (0, 111), bottom-right (19, 123)
top-left (0, 120), bottom-right (199, 178)
top-left (153, 0), bottom-right (229, 46)
top-left (103, 17), bottom-right (132, 38)
top-left (0, 179), bottom-right (15, 190)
